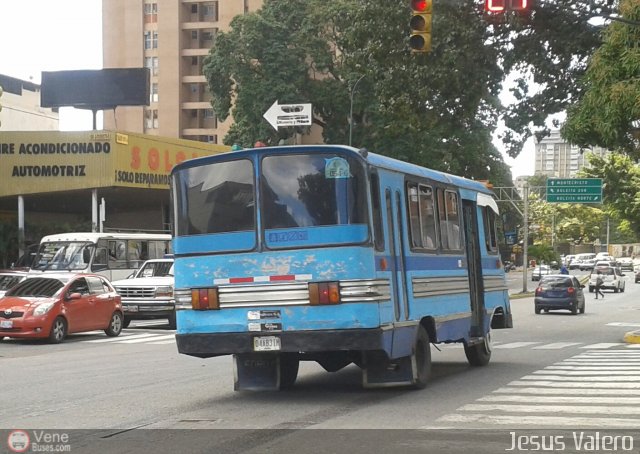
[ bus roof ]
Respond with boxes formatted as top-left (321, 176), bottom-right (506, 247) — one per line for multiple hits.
top-left (39, 232), bottom-right (171, 243)
top-left (171, 145), bottom-right (493, 195)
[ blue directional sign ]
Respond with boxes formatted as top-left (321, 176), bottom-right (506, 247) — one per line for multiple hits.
top-left (546, 178), bottom-right (603, 203)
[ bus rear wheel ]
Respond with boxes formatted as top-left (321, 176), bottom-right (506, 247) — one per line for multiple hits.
top-left (464, 333), bottom-right (492, 367)
top-left (411, 326), bottom-right (432, 389)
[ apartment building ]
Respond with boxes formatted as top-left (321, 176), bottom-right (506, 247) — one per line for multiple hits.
top-left (0, 74), bottom-right (58, 131)
top-left (102, 0), bottom-right (264, 143)
top-left (534, 129), bottom-right (610, 178)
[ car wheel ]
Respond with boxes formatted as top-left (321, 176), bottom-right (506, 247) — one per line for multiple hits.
top-left (465, 332), bottom-right (492, 367)
top-left (168, 311), bottom-right (177, 330)
top-left (571, 305), bottom-right (578, 315)
top-left (621, 284), bottom-right (625, 293)
top-left (535, 306), bottom-right (541, 314)
top-left (580, 302), bottom-right (585, 314)
top-left (105, 312), bottom-right (123, 337)
top-left (48, 317), bottom-right (67, 344)
top-left (122, 317), bottom-right (131, 329)
top-left (589, 286), bottom-right (594, 293)
top-left (614, 287), bottom-right (619, 293)
top-left (279, 353), bottom-right (300, 390)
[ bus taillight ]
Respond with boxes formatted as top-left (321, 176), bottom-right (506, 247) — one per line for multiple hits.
top-left (192, 288), bottom-right (219, 310)
top-left (309, 282), bottom-right (340, 305)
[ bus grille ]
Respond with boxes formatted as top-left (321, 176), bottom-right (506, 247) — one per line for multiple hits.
top-left (216, 279), bottom-right (391, 308)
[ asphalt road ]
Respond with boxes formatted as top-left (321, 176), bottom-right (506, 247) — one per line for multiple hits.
top-left (2, 278), bottom-right (640, 453)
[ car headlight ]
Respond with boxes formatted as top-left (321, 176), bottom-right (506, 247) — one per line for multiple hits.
top-left (155, 286), bottom-right (173, 298)
top-left (33, 302), bottom-right (55, 316)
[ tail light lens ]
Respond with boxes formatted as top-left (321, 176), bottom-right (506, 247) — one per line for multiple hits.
top-left (567, 287), bottom-right (575, 294)
top-left (191, 288), bottom-right (219, 310)
top-left (535, 287), bottom-right (542, 294)
top-left (309, 282), bottom-right (340, 305)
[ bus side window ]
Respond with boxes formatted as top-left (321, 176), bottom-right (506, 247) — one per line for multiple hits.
top-left (108, 240), bottom-right (128, 269)
top-left (370, 173), bottom-right (384, 251)
top-left (92, 248), bottom-right (109, 271)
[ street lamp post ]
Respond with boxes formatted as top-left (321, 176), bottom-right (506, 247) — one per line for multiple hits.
top-left (349, 75), bottom-right (365, 147)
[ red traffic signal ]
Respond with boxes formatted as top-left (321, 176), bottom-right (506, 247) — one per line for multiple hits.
top-left (410, 0), bottom-right (433, 53)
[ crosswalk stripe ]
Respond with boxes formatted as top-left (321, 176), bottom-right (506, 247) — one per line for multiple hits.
top-left (580, 343), bottom-right (625, 349)
top-left (546, 365), bottom-right (640, 370)
top-left (533, 369), bottom-right (640, 375)
top-left (86, 333), bottom-right (160, 343)
top-left (118, 334), bottom-right (175, 344)
top-left (509, 380), bottom-right (640, 388)
top-left (432, 414), bottom-right (640, 428)
top-left (493, 386), bottom-right (640, 396)
top-left (493, 342), bottom-right (540, 349)
top-left (521, 375), bottom-right (640, 381)
top-left (459, 403), bottom-right (640, 415)
top-left (148, 340), bottom-right (177, 345)
top-left (479, 395), bottom-right (640, 404)
top-left (532, 342), bottom-right (581, 349)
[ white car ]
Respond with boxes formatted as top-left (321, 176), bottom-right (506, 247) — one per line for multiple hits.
top-left (531, 265), bottom-right (552, 281)
top-left (588, 266), bottom-right (626, 293)
top-left (617, 257), bottom-right (634, 271)
top-left (111, 258), bottom-right (175, 329)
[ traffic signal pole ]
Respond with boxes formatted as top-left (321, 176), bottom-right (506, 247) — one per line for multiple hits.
top-left (522, 182), bottom-right (529, 293)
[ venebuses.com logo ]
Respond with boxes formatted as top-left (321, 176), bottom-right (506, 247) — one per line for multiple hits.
top-left (7, 430), bottom-right (30, 453)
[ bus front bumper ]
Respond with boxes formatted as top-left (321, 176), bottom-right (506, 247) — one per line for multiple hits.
top-left (176, 328), bottom-right (391, 359)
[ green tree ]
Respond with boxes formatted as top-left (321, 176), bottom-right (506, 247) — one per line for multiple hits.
top-left (204, 0), bottom-right (616, 182)
top-left (562, 0), bottom-right (640, 157)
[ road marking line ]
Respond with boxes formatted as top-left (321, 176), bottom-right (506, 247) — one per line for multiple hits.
top-left (532, 342), bottom-right (581, 349)
top-left (432, 414), bottom-right (640, 428)
top-left (533, 369), bottom-right (640, 375)
top-left (509, 380), bottom-right (640, 388)
top-left (86, 333), bottom-right (160, 343)
top-left (492, 342), bottom-right (540, 349)
top-left (459, 403), bottom-right (640, 415)
top-left (493, 387), bottom-right (640, 395)
top-left (521, 375), bottom-right (640, 381)
top-left (147, 340), bottom-right (177, 345)
top-left (118, 334), bottom-right (175, 344)
top-left (580, 343), bottom-right (625, 349)
top-left (479, 395), bottom-right (640, 404)
top-left (546, 365), bottom-right (640, 370)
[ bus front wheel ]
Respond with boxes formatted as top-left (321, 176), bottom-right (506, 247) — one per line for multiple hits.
top-left (464, 333), bottom-right (492, 367)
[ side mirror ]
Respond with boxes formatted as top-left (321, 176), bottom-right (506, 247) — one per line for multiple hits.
top-left (580, 285), bottom-right (585, 289)
top-left (66, 292), bottom-right (82, 301)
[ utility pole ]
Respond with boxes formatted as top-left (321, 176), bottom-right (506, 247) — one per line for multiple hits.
top-left (522, 182), bottom-right (529, 293)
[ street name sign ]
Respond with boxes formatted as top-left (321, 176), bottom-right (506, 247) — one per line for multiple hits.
top-left (546, 178), bottom-right (603, 203)
top-left (263, 101), bottom-right (312, 130)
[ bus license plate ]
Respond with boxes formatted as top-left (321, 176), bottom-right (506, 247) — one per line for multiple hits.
top-left (253, 336), bottom-right (281, 351)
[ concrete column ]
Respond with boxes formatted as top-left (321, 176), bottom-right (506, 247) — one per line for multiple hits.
top-left (92, 189), bottom-right (98, 233)
top-left (18, 195), bottom-right (25, 258)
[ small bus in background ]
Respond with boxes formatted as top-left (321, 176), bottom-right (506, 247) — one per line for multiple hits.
top-left (28, 232), bottom-right (172, 281)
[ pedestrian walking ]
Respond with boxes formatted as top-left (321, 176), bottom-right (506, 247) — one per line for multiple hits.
top-left (594, 270), bottom-right (605, 299)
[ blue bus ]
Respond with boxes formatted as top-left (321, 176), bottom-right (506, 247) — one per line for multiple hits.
top-left (170, 145), bottom-right (512, 390)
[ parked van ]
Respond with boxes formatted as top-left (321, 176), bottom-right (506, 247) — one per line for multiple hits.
top-left (570, 253), bottom-right (596, 270)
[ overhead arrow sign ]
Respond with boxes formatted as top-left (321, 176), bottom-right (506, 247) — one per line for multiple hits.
top-left (263, 101), bottom-right (312, 130)
top-left (546, 178), bottom-right (602, 204)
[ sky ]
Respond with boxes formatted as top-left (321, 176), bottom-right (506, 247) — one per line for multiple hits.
top-left (0, 0), bottom-right (535, 178)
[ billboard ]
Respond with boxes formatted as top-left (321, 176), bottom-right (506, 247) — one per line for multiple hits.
top-left (41, 68), bottom-right (150, 109)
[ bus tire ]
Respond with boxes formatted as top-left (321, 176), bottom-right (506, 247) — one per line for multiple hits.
top-left (465, 333), bottom-right (492, 367)
top-left (279, 353), bottom-right (299, 390)
top-left (411, 325), bottom-right (432, 389)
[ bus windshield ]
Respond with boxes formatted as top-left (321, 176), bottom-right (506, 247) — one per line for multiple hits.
top-left (174, 152), bottom-right (369, 248)
top-left (32, 241), bottom-right (94, 271)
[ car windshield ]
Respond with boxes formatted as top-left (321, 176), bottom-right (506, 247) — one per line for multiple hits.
top-left (137, 261), bottom-right (174, 278)
top-left (0, 275), bottom-right (23, 291)
top-left (6, 277), bottom-right (65, 297)
top-left (539, 277), bottom-right (572, 288)
top-left (32, 241), bottom-right (94, 271)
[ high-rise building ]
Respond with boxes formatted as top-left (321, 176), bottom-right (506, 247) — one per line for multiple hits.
top-left (534, 129), bottom-right (610, 178)
top-left (102, 1), bottom-right (263, 143)
top-left (0, 74), bottom-right (59, 131)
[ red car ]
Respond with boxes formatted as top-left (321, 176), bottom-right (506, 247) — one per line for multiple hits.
top-left (0, 273), bottom-right (123, 343)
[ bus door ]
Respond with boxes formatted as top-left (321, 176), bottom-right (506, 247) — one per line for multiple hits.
top-left (462, 200), bottom-right (485, 337)
top-left (384, 189), bottom-right (409, 324)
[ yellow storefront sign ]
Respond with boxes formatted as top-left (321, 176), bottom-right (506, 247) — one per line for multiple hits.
top-left (0, 131), bottom-right (230, 196)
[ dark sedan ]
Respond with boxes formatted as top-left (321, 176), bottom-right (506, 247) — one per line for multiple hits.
top-left (534, 275), bottom-right (586, 315)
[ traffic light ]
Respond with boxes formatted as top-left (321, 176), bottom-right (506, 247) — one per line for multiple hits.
top-left (409, 0), bottom-right (433, 53)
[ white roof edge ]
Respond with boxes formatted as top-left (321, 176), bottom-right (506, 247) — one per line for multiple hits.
top-left (477, 193), bottom-right (499, 214)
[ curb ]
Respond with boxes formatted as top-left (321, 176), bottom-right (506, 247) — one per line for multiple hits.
top-left (623, 330), bottom-right (640, 344)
